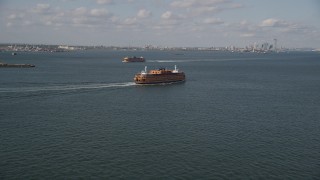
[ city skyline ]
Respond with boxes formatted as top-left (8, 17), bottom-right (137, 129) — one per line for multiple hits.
top-left (1, 0), bottom-right (320, 48)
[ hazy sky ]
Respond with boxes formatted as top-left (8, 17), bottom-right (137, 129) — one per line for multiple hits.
top-left (1, 0), bottom-right (320, 48)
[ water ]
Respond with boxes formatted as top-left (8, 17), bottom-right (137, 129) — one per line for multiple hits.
top-left (1, 50), bottom-right (320, 179)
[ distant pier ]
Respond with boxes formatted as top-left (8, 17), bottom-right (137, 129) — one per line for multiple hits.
top-left (0, 63), bottom-right (35, 68)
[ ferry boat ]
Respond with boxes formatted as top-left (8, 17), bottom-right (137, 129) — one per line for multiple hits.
top-left (122, 56), bottom-right (145, 62)
top-left (134, 65), bottom-right (185, 84)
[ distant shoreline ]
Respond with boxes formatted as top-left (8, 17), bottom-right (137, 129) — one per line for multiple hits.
top-left (0, 43), bottom-right (318, 53)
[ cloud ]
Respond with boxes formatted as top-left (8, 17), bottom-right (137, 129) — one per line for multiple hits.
top-left (203, 17), bottom-right (224, 25)
top-left (260, 18), bottom-right (312, 34)
top-left (226, 18), bottom-right (318, 45)
top-left (31, 4), bottom-right (51, 14)
top-left (159, 11), bottom-right (183, 26)
top-left (2, 1), bottom-right (318, 48)
top-left (70, 9), bottom-right (115, 27)
top-left (170, 0), bottom-right (193, 8)
top-left (193, 6), bottom-right (220, 15)
top-left (230, 3), bottom-right (243, 8)
top-left (72, 17), bottom-right (86, 25)
top-left (6, 13), bottom-right (29, 27)
top-left (240, 33), bottom-right (255, 37)
top-left (170, 0), bottom-right (239, 16)
top-left (96, 0), bottom-right (113, 5)
top-left (122, 17), bottom-right (137, 25)
top-left (90, 8), bottom-right (111, 17)
top-left (161, 11), bottom-right (173, 19)
top-left (260, 18), bottom-right (289, 27)
top-left (111, 8), bottom-right (154, 30)
top-left (72, 7), bottom-right (88, 16)
top-left (137, 9), bottom-right (152, 19)
top-left (8, 13), bottom-right (25, 20)
top-left (6, 22), bottom-right (13, 27)
top-left (12, 3), bottom-right (117, 28)
top-left (152, 11), bottom-right (183, 30)
top-left (170, 0), bottom-right (228, 8)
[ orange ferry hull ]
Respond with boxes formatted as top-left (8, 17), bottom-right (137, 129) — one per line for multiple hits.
top-left (122, 57), bottom-right (145, 62)
top-left (134, 73), bottom-right (185, 84)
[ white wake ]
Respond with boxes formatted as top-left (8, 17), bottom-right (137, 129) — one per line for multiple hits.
top-left (148, 57), bottom-right (269, 63)
top-left (0, 82), bottom-right (136, 93)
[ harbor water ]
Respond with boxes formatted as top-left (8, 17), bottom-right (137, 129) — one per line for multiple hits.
top-left (1, 50), bottom-right (320, 179)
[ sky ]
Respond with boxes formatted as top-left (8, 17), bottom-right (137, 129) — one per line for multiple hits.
top-left (1, 0), bottom-right (320, 48)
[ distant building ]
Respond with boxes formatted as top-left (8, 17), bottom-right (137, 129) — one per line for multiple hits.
top-left (58, 45), bottom-right (76, 50)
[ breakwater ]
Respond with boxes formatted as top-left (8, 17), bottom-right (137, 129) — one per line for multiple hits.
top-left (0, 63), bottom-right (35, 68)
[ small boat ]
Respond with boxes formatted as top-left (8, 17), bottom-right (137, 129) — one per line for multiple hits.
top-left (122, 56), bottom-right (145, 62)
top-left (134, 65), bottom-right (185, 84)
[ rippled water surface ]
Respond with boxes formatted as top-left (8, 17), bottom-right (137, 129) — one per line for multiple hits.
top-left (1, 50), bottom-right (320, 179)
